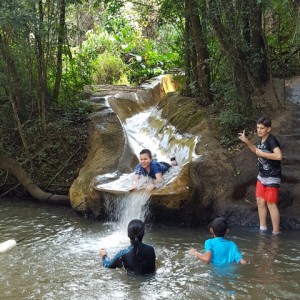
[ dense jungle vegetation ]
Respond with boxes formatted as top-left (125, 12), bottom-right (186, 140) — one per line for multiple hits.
top-left (1, 0), bottom-right (300, 197)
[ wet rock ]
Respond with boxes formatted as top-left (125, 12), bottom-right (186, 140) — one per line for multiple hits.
top-left (70, 76), bottom-right (300, 230)
top-left (69, 75), bottom-right (178, 215)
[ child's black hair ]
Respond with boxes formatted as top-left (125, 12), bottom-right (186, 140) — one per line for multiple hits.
top-left (257, 116), bottom-right (271, 127)
top-left (128, 219), bottom-right (145, 245)
top-left (139, 149), bottom-right (152, 159)
top-left (211, 217), bottom-right (228, 237)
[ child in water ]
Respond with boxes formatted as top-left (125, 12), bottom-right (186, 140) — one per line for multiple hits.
top-left (99, 219), bottom-right (156, 275)
top-left (188, 217), bottom-right (247, 265)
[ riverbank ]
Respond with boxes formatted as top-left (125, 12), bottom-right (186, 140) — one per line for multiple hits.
top-left (0, 108), bottom-right (89, 197)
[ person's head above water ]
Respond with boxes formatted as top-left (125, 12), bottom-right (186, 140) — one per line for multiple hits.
top-left (210, 217), bottom-right (229, 237)
top-left (128, 219), bottom-right (145, 245)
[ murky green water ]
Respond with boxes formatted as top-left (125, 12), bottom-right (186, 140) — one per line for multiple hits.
top-left (0, 198), bottom-right (299, 299)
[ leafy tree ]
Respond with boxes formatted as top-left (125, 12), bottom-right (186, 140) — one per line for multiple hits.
top-left (2, 0), bottom-right (300, 194)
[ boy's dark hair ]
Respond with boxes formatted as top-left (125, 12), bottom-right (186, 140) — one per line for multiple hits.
top-left (140, 149), bottom-right (152, 159)
top-left (128, 219), bottom-right (145, 245)
top-left (257, 117), bottom-right (272, 127)
top-left (211, 217), bottom-right (228, 237)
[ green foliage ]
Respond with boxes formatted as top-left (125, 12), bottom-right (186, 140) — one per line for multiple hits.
top-left (265, 0), bottom-right (300, 77)
top-left (49, 48), bottom-right (94, 107)
top-left (3, 0), bottom-right (300, 153)
top-left (83, 29), bottom-right (118, 57)
top-left (219, 109), bottom-right (248, 147)
top-left (91, 51), bottom-right (129, 84)
top-left (128, 50), bottom-right (180, 84)
top-left (82, 13), bottom-right (181, 85)
top-left (155, 23), bottom-right (184, 56)
top-left (209, 58), bottom-right (251, 147)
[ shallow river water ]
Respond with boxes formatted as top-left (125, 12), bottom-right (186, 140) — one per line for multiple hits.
top-left (0, 197), bottom-right (299, 300)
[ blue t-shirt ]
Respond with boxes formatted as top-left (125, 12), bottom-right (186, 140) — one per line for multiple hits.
top-left (135, 160), bottom-right (170, 179)
top-left (204, 237), bottom-right (243, 264)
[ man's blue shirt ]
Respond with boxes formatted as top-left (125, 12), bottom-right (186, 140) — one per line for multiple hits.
top-left (204, 237), bottom-right (243, 264)
top-left (135, 160), bottom-right (170, 179)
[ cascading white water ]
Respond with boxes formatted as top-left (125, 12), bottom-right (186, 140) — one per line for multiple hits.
top-left (102, 177), bottom-right (153, 231)
top-left (123, 107), bottom-right (200, 165)
top-left (97, 104), bottom-right (200, 238)
top-left (111, 191), bottom-right (151, 231)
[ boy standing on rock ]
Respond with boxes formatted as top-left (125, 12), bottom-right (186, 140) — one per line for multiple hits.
top-left (238, 117), bottom-right (282, 234)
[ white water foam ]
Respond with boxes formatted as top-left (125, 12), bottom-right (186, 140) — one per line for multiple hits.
top-left (123, 107), bottom-right (200, 166)
top-left (94, 103), bottom-right (201, 251)
top-left (92, 190), bottom-right (151, 253)
top-left (104, 190), bottom-right (151, 230)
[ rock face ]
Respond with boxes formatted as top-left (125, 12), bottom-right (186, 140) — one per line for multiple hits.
top-left (223, 79), bottom-right (300, 230)
top-left (70, 75), bottom-right (300, 229)
top-left (69, 75), bottom-right (184, 219)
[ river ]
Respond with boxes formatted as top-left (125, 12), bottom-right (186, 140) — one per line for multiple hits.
top-left (0, 197), bottom-right (299, 299)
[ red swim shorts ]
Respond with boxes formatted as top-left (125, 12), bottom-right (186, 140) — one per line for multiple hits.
top-left (256, 180), bottom-right (279, 203)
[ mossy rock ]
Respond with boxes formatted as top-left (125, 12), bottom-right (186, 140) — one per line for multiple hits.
top-left (159, 95), bottom-right (207, 133)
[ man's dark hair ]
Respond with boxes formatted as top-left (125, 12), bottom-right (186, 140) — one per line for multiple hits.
top-left (211, 217), bottom-right (228, 237)
top-left (140, 149), bottom-right (152, 159)
top-left (128, 219), bottom-right (145, 245)
top-left (257, 117), bottom-right (272, 127)
top-left (127, 219), bottom-right (155, 275)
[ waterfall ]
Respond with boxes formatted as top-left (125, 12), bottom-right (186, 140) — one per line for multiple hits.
top-left (95, 106), bottom-right (200, 193)
top-left (105, 190), bottom-right (151, 233)
top-left (99, 191), bottom-right (151, 248)
top-left (95, 98), bottom-right (200, 238)
top-left (123, 107), bottom-right (200, 166)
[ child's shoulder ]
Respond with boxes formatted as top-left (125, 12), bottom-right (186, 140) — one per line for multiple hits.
top-left (205, 237), bottom-right (221, 245)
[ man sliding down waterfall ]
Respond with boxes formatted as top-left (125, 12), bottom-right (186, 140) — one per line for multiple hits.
top-left (130, 149), bottom-right (177, 192)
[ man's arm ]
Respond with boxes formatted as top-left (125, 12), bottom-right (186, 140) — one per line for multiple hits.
top-left (256, 146), bottom-right (282, 160)
top-left (145, 172), bottom-right (164, 191)
top-left (188, 248), bottom-right (212, 264)
top-left (238, 130), bottom-right (257, 154)
top-left (99, 248), bottom-right (123, 268)
top-left (129, 174), bottom-right (140, 191)
top-left (239, 258), bottom-right (247, 265)
top-left (154, 172), bottom-right (163, 183)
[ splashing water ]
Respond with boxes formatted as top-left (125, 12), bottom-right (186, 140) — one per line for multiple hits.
top-left (104, 190), bottom-right (151, 234)
top-left (123, 107), bottom-right (200, 166)
top-left (96, 190), bottom-right (151, 251)
top-left (95, 104), bottom-right (201, 248)
top-left (116, 191), bottom-right (151, 232)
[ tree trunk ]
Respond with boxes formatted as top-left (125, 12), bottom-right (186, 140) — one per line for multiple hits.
top-left (0, 33), bottom-right (33, 169)
top-left (184, 13), bottom-right (192, 96)
top-left (187, 0), bottom-right (212, 105)
top-left (249, 0), bottom-right (268, 84)
top-left (8, 93), bottom-right (34, 170)
top-left (185, 0), bottom-right (200, 98)
top-left (52, 0), bottom-right (66, 102)
top-left (241, 0), bottom-right (251, 48)
top-left (0, 33), bottom-right (25, 116)
top-left (0, 151), bottom-right (70, 206)
top-left (35, 0), bottom-right (48, 133)
top-left (208, 0), bottom-right (255, 113)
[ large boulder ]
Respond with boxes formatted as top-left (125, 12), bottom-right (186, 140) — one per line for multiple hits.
top-left (69, 75), bottom-right (178, 218)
